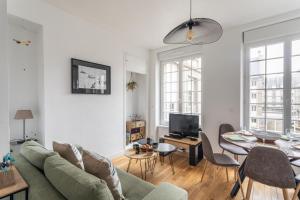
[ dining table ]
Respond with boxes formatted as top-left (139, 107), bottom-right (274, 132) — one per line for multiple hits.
top-left (222, 131), bottom-right (300, 198)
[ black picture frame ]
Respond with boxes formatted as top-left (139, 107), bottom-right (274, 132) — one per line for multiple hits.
top-left (71, 58), bottom-right (111, 95)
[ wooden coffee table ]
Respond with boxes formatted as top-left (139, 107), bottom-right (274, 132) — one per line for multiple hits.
top-left (125, 149), bottom-right (157, 180)
top-left (0, 166), bottom-right (29, 200)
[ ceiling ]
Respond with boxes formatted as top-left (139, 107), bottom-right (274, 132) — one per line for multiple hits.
top-left (43, 0), bottom-right (300, 49)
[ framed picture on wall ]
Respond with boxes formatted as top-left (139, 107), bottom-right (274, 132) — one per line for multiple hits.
top-left (71, 58), bottom-right (111, 94)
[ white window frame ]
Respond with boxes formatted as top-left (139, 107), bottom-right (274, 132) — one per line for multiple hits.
top-left (244, 34), bottom-right (300, 133)
top-left (160, 54), bottom-right (203, 126)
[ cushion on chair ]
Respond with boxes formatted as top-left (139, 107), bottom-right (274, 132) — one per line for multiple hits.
top-left (213, 153), bottom-right (240, 166)
top-left (220, 142), bottom-right (248, 155)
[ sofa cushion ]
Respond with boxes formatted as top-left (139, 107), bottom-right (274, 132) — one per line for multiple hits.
top-left (53, 141), bottom-right (84, 169)
top-left (13, 153), bottom-right (66, 200)
top-left (83, 150), bottom-right (124, 200)
top-left (116, 168), bottom-right (155, 200)
top-left (20, 141), bottom-right (56, 171)
top-left (44, 154), bottom-right (114, 200)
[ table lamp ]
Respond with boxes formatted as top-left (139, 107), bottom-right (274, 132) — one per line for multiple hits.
top-left (15, 110), bottom-right (33, 143)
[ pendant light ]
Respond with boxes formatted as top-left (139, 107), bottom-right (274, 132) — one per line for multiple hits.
top-left (163, 0), bottom-right (223, 45)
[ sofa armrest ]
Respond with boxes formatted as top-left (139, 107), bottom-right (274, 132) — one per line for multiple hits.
top-left (142, 183), bottom-right (188, 200)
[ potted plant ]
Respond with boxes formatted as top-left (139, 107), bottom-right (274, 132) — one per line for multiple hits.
top-left (127, 72), bottom-right (138, 91)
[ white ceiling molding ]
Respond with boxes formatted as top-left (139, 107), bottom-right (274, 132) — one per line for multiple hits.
top-left (158, 45), bottom-right (202, 61)
top-left (244, 17), bottom-right (300, 44)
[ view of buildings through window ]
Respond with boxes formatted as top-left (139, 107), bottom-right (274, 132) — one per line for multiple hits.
top-left (248, 40), bottom-right (300, 133)
top-left (161, 57), bottom-right (201, 125)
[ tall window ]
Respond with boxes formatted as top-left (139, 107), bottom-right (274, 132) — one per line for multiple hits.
top-left (160, 56), bottom-right (202, 125)
top-left (292, 40), bottom-right (300, 133)
top-left (245, 38), bottom-right (300, 133)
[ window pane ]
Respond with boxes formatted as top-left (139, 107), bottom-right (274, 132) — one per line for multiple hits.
top-left (164, 62), bottom-right (179, 73)
top-left (192, 92), bottom-right (201, 103)
top-left (266, 59), bottom-right (283, 74)
top-left (266, 89), bottom-right (283, 104)
top-left (291, 121), bottom-right (300, 133)
top-left (192, 103), bottom-right (201, 114)
top-left (164, 64), bottom-right (171, 73)
top-left (266, 74), bottom-right (283, 89)
top-left (164, 92), bottom-right (178, 103)
top-left (292, 56), bottom-right (300, 72)
top-left (266, 119), bottom-right (283, 133)
top-left (164, 82), bottom-right (178, 92)
top-left (164, 72), bottom-right (178, 83)
top-left (250, 104), bottom-right (265, 118)
top-left (163, 103), bottom-right (179, 112)
top-left (182, 92), bottom-right (191, 102)
top-left (249, 118), bottom-right (265, 130)
top-left (163, 112), bottom-right (169, 121)
top-left (182, 102), bottom-right (192, 113)
top-left (250, 46), bottom-right (265, 61)
top-left (172, 63), bottom-right (179, 71)
top-left (161, 57), bottom-right (201, 125)
top-left (164, 73), bottom-right (171, 82)
top-left (182, 70), bottom-right (191, 82)
top-left (182, 60), bottom-right (191, 71)
top-left (292, 105), bottom-right (300, 121)
top-left (193, 103), bottom-right (201, 114)
top-left (266, 104), bottom-right (283, 119)
top-left (250, 90), bottom-right (265, 104)
top-left (292, 72), bottom-right (300, 88)
top-left (292, 40), bottom-right (300, 55)
top-left (192, 57), bottom-right (201, 69)
top-left (250, 76), bottom-right (265, 89)
top-left (250, 61), bottom-right (265, 75)
top-left (267, 43), bottom-right (283, 59)
top-left (182, 81), bottom-right (192, 92)
top-left (292, 89), bottom-right (300, 104)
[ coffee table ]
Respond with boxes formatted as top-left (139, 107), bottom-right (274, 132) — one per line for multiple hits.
top-left (124, 149), bottom-right (156, 180)
top-left (0, 166), bottom-right (29, 200)
top-left (154, 143), bottom-right (177, 174)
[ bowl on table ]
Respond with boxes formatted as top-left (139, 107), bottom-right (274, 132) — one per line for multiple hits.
top-left (253, 131), bottom-right (281, 143)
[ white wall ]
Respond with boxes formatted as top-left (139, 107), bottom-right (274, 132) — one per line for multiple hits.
top-left (8, 0), bottom-right (148, 157)
top-left (150, 10), bottom-right (300, 151)
top-left (8, 18), bottom-right (42, 141)
top-left (0, 0), bottom-right (9, 157)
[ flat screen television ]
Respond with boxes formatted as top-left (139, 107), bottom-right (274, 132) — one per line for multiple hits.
top-left (169, 113), bottom-right (199, 138)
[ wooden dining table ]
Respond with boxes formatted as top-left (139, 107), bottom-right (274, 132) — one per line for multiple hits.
top-left (222, 131), bottom-right (300, 198)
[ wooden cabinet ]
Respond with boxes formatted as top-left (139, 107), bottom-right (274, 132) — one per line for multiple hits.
top-left (126, 120), bottom-right (146, 144)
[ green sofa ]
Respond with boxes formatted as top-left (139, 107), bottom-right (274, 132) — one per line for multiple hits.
top-left (13, 141), bottom-right (188, 200)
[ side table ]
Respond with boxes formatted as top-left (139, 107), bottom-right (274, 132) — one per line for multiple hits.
top-left (125, 149), bottom-right (156, 180)
top-left (0, 166), bottom-right (29, 200)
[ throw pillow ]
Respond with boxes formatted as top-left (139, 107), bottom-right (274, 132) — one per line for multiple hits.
top-left (53, 141), bottom-right (84, 170)
top-left (82, 150), bottom-right (124, 200)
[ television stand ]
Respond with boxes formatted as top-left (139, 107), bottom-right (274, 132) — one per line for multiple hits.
top-left (160, 136), bottom-right (203, 166)
top-left (164, 134), bottom-right (183, 139)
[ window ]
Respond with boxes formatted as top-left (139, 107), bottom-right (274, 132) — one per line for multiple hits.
top-left (292, 40), bottom-right (300, 133)
top-left (160, 56), bottom-right (202, 125)
top-left (245, 37), bottom-right (300, 133)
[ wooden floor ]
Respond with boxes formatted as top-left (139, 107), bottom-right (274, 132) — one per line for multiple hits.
top-left (113, 153), bottom-right (296, 200)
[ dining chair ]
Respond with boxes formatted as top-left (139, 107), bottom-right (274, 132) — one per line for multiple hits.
top-left (219, 124), bottom-right (248, 162)
top-left (244, 146), bottom-right (300, 200)
top-left (200, 132), bottom-right (245, 197)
